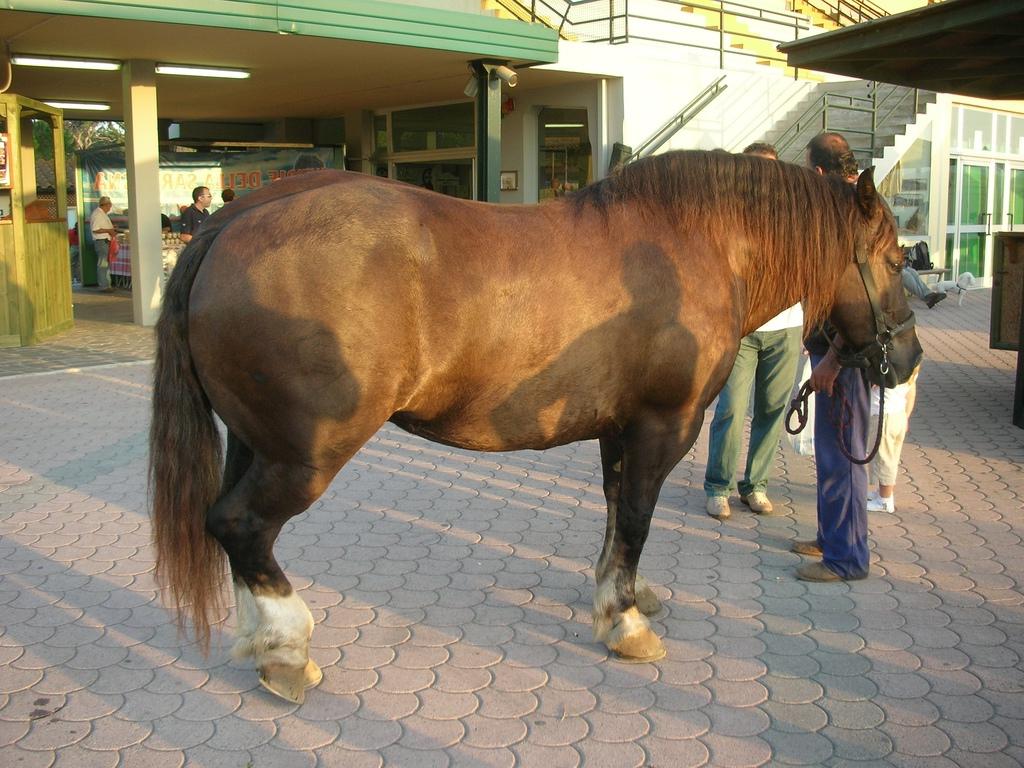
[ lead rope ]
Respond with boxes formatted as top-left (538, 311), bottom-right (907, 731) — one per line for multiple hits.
top-left (785, 368), bottom-right (886, 466)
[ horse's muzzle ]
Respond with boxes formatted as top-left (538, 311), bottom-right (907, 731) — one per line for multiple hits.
top-left (839, 310), bottom-right (923, 388)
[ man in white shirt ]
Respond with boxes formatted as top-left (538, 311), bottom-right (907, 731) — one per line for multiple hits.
top-left (89, 196), bottom-right (116, 291)
top-left (704, 143), bottom-right (803, 519)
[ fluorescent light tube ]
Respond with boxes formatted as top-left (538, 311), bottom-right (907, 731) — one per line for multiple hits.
top-left (43, 101), bottom-right (112, 111)
top-left (155, 64), bottom-right (250, 79)
top-left (13, 55), bottom-right (121, 71)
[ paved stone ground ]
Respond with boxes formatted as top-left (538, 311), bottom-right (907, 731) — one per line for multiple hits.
top-left (1, 289), bottom-right (1022, 767)
top-left (0, 289), bottom-right (154, 378)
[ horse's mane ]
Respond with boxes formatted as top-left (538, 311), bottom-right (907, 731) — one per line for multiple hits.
top-left (572, 150), bottom-right (860, 331)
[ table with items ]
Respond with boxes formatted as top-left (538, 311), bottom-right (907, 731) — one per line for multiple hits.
top-left (106, 232), bottom-right (185, 288)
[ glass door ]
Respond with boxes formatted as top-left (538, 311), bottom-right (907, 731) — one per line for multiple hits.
top-left (947, 159), bottom-right (991, 279)
top-left (947, 159), bottom-right (1024, 280)
top-left (1007, 166), bottom-right (1024, 232)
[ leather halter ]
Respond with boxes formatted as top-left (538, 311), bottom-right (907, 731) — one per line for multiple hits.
top-left (786, 239), bottom-right (919, 465)
top-left (830, 237), bottom-right (917, 389)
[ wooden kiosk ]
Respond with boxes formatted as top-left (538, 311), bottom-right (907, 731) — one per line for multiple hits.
top-left (0, 95), bottom-right (72, 347)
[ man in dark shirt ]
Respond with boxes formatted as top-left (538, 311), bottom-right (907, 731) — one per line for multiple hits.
top-left (179, 186), bottom-right (212, 243)
top-left (792, 132), bottom-right (872, 583)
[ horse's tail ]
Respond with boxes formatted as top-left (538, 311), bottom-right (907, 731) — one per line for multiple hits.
top-left (149, 232), bottom-right (226, 651)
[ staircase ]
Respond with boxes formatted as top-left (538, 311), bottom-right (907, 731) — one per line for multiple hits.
top-left (679, 2), bottom-right (822, 80)
top-left (483, 1), bottom-right (890, 84)
top-left (766, 80), bottom-right (936, 168)
top-left (787, 0), bottom-right (886, 29)
top-left (484, 0), bottom-right (828, 79)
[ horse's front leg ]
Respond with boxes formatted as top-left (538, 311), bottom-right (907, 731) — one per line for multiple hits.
top-left (596, 437), bottom-right (661, 617)
top-left (207, 454), bottom-right (329, 704)
top-left (593, 409), bottom-right (703, 662)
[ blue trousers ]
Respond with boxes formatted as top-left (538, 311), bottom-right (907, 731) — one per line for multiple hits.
top-left (902, 267), bottom-right (932, 299)
top-left (811, 354), bottom-right (870, 579)
top-left (705, 327), bottom-right (802, 497)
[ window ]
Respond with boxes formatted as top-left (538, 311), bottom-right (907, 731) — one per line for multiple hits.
top-left (392, 103), bottom-right (473, 152)
top-left (880, 128), bottom-right (932, 236)
top-left (374, 103), bottom-right (476, 199)
top-left (394, 160), bottom-right (472, 198)
top-left (962, 108), bottom-right (994, 152)
top-left (538, 108), bottom-right (591, 202)
top-left (1011, 115), bottom-right (1024, 156)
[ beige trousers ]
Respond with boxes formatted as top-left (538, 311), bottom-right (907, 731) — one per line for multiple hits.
top-left (868, 367), bottom-right (919, 487)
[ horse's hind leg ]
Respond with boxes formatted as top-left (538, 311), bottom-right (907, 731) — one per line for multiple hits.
top-left (593, 409), bottom-right (703, 662)
top-left (217, 432), bottom-right (277, 686)
top-left (206, 448), bottom-right (340, 703)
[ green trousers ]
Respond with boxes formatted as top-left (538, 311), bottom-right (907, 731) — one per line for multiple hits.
top-left (704, 326), bottom-right (802, 498)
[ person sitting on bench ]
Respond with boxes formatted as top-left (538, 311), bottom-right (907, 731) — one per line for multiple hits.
top-left (902, 266), bottom-right (946, 309)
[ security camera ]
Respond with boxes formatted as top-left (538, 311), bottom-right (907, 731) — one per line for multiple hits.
top-left (463, 75), bottom-right (479, 98)
top-left (493, 65), bottom-right (518, 87)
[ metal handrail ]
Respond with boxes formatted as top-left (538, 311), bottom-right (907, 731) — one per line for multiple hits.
top-left (491, 0), bottom-right (573, 37)
top-left (793, 0), bottom-right (886, 26)
top-left (495, 0), bottom-right (813, 65)
top-left (774, 82), bottom-right (923, 162)
top-left (874, 82), bottom-right (921, 134)
top-left (626, 75), bottom-right (729, 162)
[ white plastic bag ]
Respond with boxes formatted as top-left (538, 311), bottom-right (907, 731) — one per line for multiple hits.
top-left (788, 357), bottom-right (815, 457)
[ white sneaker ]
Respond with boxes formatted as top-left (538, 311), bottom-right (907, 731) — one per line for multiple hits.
top-left (706, 496), bottom-right (731, 519)
top-left (867, 494), bottom-right (895, 513)
top-left (740, 491), bottom-right (774, 515)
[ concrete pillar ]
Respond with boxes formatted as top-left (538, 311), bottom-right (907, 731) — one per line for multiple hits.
top-left (344, 110), bottom-right (375, 174)
top-left (122, 60), bottom-right (163, 326)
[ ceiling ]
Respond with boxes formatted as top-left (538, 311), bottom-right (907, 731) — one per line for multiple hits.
top-left (0, 8), bottom-right (591, 123)
top-left (779, 0), bottom-right (1024, 100)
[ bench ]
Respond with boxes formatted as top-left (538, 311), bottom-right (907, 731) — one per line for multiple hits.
top-left (916, 268), bottom-right (950, 285)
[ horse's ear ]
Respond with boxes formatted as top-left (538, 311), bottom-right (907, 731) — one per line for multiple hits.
top-left (856, 167), bottom-right (877, 216)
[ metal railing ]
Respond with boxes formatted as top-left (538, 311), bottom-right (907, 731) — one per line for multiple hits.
top-left (774, 82), bottom-right (923, 163)
top-left (494, 0), bottom-right (813, 70)
top-left (629, 0), bottom-right (810, 69)
top-left (493, 0), bottom-right (888, 73)
top-left (790, 0), bottom-right (886, 27)
top-left (491, 0), bottom-right (574, 36)
top-left (625, 75), bottom-right (729, 163)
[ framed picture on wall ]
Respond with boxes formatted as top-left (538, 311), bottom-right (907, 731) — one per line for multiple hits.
top-left (0, 133), bottom-right (10, 187)
top-left (500, 170), bottom-right (518, 191)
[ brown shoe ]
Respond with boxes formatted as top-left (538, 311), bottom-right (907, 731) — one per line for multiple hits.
top-left (791, 539), bottom-right (823, 557)
top-left (796, 561), bottom-right (843, 582)
top-left (740, 491), bottom-right (774, 515)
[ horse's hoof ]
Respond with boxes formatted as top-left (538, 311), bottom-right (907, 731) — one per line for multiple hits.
top-left (304, 659), bottom-right (323, 689)
top-left (634, 576), bottom-right (662, 616)
top-left (258, 659), bottom-right (321, 704)
top-left (609, 627), bottom-right (667, 663)
top-left (604, 606), bottom-right (667, 663)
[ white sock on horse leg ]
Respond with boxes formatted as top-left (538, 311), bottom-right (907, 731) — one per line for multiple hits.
top-left (232, 581), bottom-right (260, 660)
top-left (232, 589), bottom-right (314, 669)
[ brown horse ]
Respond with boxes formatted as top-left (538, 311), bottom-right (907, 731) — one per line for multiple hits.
top-left (150, 150), bottom-right (922, 702)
